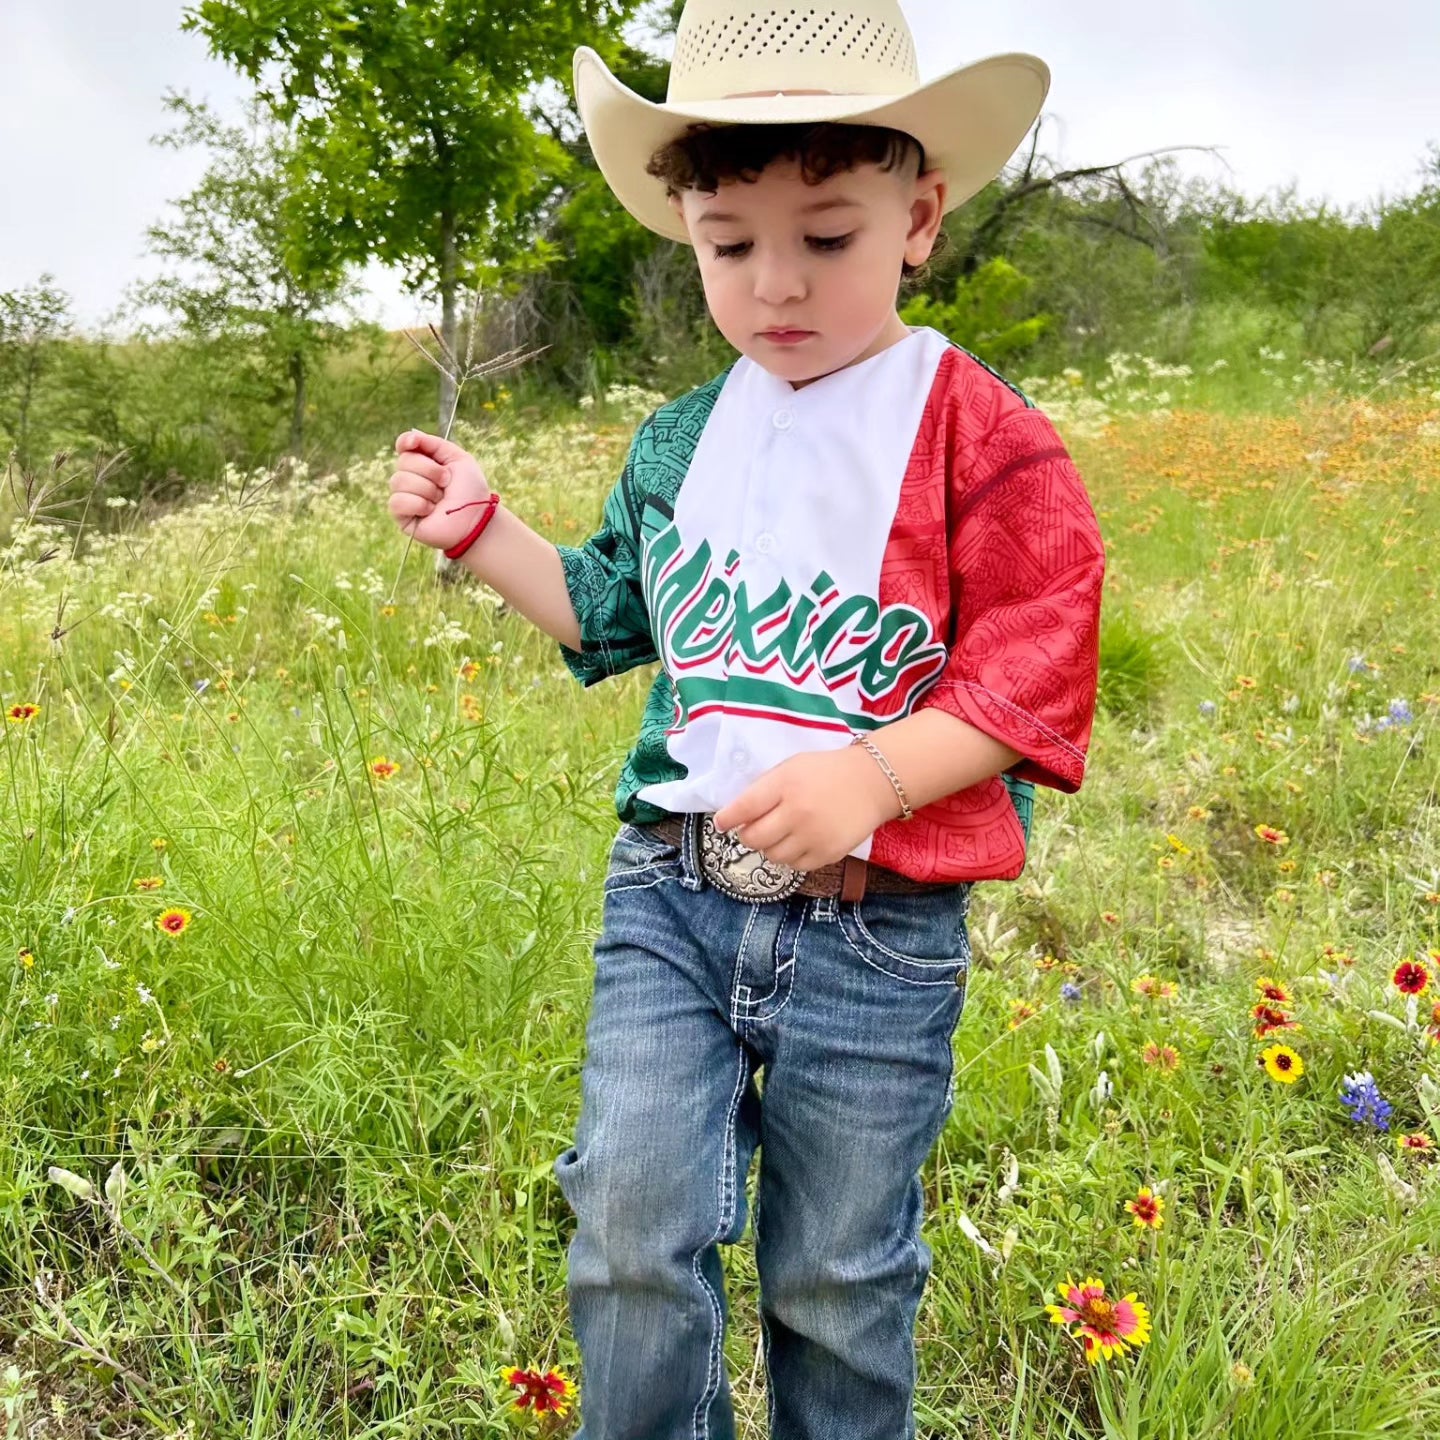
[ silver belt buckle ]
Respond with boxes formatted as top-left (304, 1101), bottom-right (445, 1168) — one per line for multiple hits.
top-left (698, 814), bottom-right (807, 903)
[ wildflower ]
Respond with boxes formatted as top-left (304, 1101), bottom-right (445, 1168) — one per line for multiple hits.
top-left (45, 992), bottom-right (58, 1008)
top-left (152, 837), bottom-right (167, 851)
top-left (1125, 1187), bottom-right (1165, 1229)
top-left (140, 1034), bottom-right (162, 1054)
top-left (379, 604), bottom-right (397, 618)
top-left (213, 1057), bottom-right (231, 1075)
top-left (1165, 833), bottom-right (1191, 855)
top-left (459, 660), bottom-right (482, 681)
top-left (1131, 974), bottom-right (1177, 1000)
top-left (1387, 698), bottom-right (1414, 727)
top-left (1142, 1041), bottom-right (1181, 1071)
top-left (1397, 1133), bottom-right (1434, 1152)
top-left (1252, 1004), bottom-right (1300, 1038)
top-left (156, 908), bottom-right (191, 936)
top-left (1259, 1044), bottom-right (1303, 1084)
top-left (1008, 999), bottom-right (1038, 1029)
top-left (1255, 977), bottom-right (1292, 1004)
top-left (1045, 1276), bottom-right (1152, 1365)
top-left (499, 1366), bottom-right (575, 1416)
top-left (1198, 700), bottom-right (1217, 717)
top-left (1061, 981), bottom-right (1083, 1005)
top-left (1254, 824), bottom-right (1289, 846)
top-left (1392, 959), bottom-right (1430, 996)
top-left (1338, 1071), bottom-right (1392, 1131)
top-left (1347, 655), bottom-right (1370, 675)
top-left (1235, 675), bottom-right (1258, 690)
top-left (136, 984), bottom-right (154, 1005)
top-left (369, 756), bottom-right (400, 780)
top-left (134, 876), bottom-right (164, 891)
top-left (1101, 911), bottom-right (1120, 925)
top-left (1232, 1361), bottom-right (1254, 1387)
top-left (6, 702), bottom-right (40, 722)
top-left (1035, 954), bottom-right (1061, 972)
top-left (18, 948), bottom-right (34, 970)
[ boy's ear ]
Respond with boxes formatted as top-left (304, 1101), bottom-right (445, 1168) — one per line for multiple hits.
top-left (667, 192), bottom-right (691, 240)
top-left (905, 168), bottom-right (947, 268)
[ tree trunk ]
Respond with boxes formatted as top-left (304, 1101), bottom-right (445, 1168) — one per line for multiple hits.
top-left (288, 349), bottom-right (306, 456)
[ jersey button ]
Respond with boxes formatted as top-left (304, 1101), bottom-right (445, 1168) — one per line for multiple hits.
top-left (772, 408), bottom-right (795, 431)
top-left (755, 532), bottom-right (777, 555)
top-left (730, 747), bottom-right (749, 768)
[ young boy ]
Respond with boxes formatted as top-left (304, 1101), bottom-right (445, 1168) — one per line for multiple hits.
top-left (387, 3), bottom-right (1105, 1435)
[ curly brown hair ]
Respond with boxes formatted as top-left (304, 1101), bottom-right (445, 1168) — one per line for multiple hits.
top-left (645, 122), bottom-right (945, 279)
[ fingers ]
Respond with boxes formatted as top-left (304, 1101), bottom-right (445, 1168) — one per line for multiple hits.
top-left (394, 450), bottom-right (445, 484)
top-left (714, 781), bottom-right (779, 836)
top-left (395, 429), bottom-right (471, 467)
top-left (390, 468), bottom-right (443, 505)
top-left (389, 492), bottom-right (434, 522)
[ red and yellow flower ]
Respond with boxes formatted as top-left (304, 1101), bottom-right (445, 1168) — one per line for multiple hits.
top-left (1252, 1003), bottom-right (1300, 1038)
top-left (1141, 1041), bottom-right (1180, 1071)
top-left (1397, 1133), bottom-right (1434, 1153)
top-left (1045, 1276), bottom-right (1152, 1364)
top-left (1254, 824), bottom-right (1289, 846)
top-left (156, 908), bottom-right (191, 936)
top-left (5, 702), bottom-right (40, 722)
top-left (369, 756), bottom-right (400, 781)
top-left (1125, 1187), bottom-right (1165, 1230)
top-left (1392, 958), bottom-right (1430, 996)
top-left (1255, 977), bottom-right (1292, 1004)
top-left (1131, 974), bottom-right (1178, 1001)
top-left (499, 1366), bottom-right (575, 1416)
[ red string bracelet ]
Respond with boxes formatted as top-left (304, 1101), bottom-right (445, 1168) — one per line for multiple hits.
top-left (442, 492), bottom-right (501, 561)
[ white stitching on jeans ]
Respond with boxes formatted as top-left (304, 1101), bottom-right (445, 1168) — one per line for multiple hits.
top-left (603, 873), bottom-right (680, 898)
top-left (836, 923), bottom-right (962, 988)
top-left (847, 905), bottom-right (969, 974)
top-left (691, 1044), bottom-right (749, 1440)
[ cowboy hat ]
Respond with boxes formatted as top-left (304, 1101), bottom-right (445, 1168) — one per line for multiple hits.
top-left (574, 0), bottom-right (1049, 245)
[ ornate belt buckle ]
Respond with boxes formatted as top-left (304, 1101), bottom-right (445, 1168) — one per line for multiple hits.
top-left (698, 814), bottom-right (807, 903)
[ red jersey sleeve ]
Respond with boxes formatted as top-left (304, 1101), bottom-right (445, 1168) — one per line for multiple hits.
top-left (914, 358), bottom-right (1107, 793)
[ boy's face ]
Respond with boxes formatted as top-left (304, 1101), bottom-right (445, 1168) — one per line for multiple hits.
top-left (671, 153), bottom-right (947, 389)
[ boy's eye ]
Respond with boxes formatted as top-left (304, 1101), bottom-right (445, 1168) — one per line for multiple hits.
top-left (713, 241), bottom-right (752, 260)
top-left (808, 233), bottom-right (855, 252)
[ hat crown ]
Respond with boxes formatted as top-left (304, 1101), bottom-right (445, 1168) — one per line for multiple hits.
top-left (669, 1), bottom-right (921, 104)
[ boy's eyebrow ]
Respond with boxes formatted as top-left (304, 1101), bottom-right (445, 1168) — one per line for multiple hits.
top-left (694, 197), bottom-right (863, 225)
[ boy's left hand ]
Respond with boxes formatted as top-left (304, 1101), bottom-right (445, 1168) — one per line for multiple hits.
top-left (712, 746), bottom-right (901, 872)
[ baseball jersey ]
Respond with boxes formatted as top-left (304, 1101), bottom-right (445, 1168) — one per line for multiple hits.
top-left (555, 325), bottom-right (1106, 883)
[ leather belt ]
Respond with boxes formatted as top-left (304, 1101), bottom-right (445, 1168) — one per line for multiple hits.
top-left (640, 814), bottom-right (942, 903)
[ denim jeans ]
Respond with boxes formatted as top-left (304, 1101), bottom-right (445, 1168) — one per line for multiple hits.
top-left (553, 814), bottom-right (974, 1440)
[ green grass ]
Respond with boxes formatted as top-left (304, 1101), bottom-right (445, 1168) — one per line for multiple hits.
top-left (1, 368), bottom-right (1439, 1437)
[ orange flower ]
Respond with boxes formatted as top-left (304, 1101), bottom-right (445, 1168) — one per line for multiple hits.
top-left (1131, 974), bottom-right (1178, 1001)
top-left (1141, 1041), bottom-right (1180, 1071)
top-left (156, 908), bottom-right (191, 936)
top-left (1255, 977), bottom-right (1292, 1004)
top-left (1125, 1187), bottom-right (1165, 1229)
top-left (5, 702), bottom-right (40, 722)
top-left (1235, 675), bottom-right (1258, 689)
top-left (1254, 824), bottom-right (1289, 846)
top-left (1252, 1003), bottom-right (1300, 1038)
top-left (369, 756), bottom-right (400, 780)
top-left (134, 876), bottom-right (164, 891)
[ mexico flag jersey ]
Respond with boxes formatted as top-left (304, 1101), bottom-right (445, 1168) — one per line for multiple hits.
top-left (557, 325), bottom-right (1106, 883)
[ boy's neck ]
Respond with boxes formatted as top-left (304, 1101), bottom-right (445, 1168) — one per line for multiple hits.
top-left (787, 312), bottom-right (914, 391)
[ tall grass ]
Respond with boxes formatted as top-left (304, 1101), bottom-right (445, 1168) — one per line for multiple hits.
top-left (1, 363), bottom-right (1438, 1436)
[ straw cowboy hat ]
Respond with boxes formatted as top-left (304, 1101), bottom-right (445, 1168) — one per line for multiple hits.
top-left (573, 0), bottom-right (1050, 244)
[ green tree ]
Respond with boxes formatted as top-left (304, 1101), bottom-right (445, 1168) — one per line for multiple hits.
top-left (182, 0), bottom-right (643, 428)
top-left (0, 277), bottom-right (72, 473)
top-left (126, 91), bottom-right (367, 458)
top-left (901, 258), bottom-right (1053, 365)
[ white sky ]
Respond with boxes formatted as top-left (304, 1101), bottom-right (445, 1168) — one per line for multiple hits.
top-left (2, 0), bottom-right (1437, 335)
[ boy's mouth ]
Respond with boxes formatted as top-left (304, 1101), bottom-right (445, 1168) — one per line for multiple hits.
top-left (758, 329), bottom-right (816, 346)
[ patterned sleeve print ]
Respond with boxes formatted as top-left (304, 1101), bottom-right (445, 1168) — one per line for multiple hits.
top-left (554, 419), bottom-right (660, 687)
top-left (916, 366), bottom-right (1107, 793)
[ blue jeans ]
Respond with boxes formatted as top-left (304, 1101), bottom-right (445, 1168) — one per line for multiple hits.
top-left (553, 815), bottom-right (974, 1440)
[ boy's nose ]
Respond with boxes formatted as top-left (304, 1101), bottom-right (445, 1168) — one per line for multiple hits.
top-left (752, 255), bottom-right (807, 307)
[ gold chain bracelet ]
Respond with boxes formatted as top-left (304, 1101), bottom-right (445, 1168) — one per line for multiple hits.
top-left (850, 733), bottom-right (914, 821)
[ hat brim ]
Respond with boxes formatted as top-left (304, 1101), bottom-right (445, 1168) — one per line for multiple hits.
top-left (574, 45), bottom-right (1050, 245)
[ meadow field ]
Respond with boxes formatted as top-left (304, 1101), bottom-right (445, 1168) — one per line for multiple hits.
top-left (2, 355), bottom-right (1439, 1437)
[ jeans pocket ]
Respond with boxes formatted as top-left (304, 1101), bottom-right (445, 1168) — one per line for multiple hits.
top-left (837, 883), bottom-right (973, 988)
top-left (603, 821), bottom-right (683, 891)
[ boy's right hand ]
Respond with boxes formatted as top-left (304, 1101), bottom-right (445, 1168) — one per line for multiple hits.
top-left (388, 431), bottom-right (494, 554)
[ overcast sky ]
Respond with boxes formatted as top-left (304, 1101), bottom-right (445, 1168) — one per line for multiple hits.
top-left (3, 0), bottom-right (1437, 334)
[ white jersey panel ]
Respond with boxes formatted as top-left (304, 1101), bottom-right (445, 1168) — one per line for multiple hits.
top-left (634, 326), bottom-right (952, 853)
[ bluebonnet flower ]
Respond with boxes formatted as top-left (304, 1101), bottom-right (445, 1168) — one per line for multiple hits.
top-left (1061, 981), bottom-right (1083, 1005)
top-left (1339, 1071), bottom-right (1392, 1131)
top-left (1347, 655), bottom-right (1370, 675)
top-left (1388, 698), bottom-right (1414, 726)
top-left (194, 679), bottom-right (210, 694)
top-left (1198, 700), bottom-right (1217, 718)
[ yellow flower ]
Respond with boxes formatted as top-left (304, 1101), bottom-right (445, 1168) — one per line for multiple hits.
top-left (18, 948), bottom-right (35, 970)
top-left (1254, 824), bottom-right (1289, 846)
top-left (1259, 1044), bottom-right (1303, 1084)
top-left (157, 908), bottom-right (191, 936)
top-left (6, 702), bottom-right (40, 722)
top-left (369, 756), bottom-right (400, 780)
